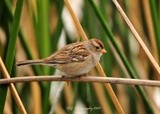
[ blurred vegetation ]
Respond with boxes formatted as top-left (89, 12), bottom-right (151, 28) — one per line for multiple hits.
top-left (0, 0), bottom-right (160, 114)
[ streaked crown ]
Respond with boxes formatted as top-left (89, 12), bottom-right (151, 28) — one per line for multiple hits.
top-left (89, 38), bottom-right (107, 54)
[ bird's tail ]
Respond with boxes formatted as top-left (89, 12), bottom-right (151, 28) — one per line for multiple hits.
top-left (16, 59), bottom-right (43, 66)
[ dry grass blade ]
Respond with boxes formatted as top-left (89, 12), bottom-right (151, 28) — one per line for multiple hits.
top-left (142, 0), bottom-right (158, 62)
top-left (31, 82), bottom-right (41, 114)
top-left (92, 83), bottom-right (112, 114)
top-left (64, 0), bottom-right (124, 113)
top-left (96, 63), bottom-right (124, 113)
top-left (64, 0), bottom-right (88, 40)
top-left (64, 84), bottom-right (74, 106)
top-left (0, 57), bottom-right (27, 114)
top-left (112, 0), bottom-right (160, 78)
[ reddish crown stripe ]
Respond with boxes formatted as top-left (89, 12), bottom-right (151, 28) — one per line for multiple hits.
top-left (94, 39), bottom-right (104, 48)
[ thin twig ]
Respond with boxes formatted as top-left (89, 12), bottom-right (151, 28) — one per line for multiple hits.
top-left (64, 0), bottom-right (124, 113)
top-left (0, 76), bottom-right (160, 87)
top-left (0, 57), bottom-right (27, 114)
top-left (112, 0), bottom-right (160, 78)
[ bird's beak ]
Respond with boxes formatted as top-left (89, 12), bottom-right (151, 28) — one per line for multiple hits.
top-left (101, 49), bottom-right (107, 54)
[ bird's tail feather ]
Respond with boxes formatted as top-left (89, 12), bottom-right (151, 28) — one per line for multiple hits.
top-left (16, 59), bottom-right (43, 66)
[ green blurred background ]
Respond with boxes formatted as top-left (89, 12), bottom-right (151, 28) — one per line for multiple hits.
top-left (0, 0), bottom-right (160, 114)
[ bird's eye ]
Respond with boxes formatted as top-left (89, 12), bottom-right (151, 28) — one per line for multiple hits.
top-left (95, 46), bottom-right (100, 50)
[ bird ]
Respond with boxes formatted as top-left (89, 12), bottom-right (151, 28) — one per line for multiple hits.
top-left (17, 38), bottom-right (106, 77)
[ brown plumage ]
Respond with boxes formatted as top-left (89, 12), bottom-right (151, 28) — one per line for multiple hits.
top-left (17, 38), bottom-right (106, 77)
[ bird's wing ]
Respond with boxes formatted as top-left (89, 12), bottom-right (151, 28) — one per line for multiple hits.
top-left (43, 42), bottom-right (90, 64)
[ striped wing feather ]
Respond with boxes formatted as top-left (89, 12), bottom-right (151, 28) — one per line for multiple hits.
top-left (43, 42), bottom-right (90, 64)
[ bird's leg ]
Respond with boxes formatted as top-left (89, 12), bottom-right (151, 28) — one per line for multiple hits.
top-left (61, 73), bottom-right (89, 85)
top-left (61, 75), bottom-right (67, 78)
top-left (75, 73), bottom-right (89, 77)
